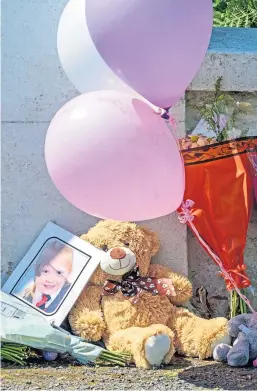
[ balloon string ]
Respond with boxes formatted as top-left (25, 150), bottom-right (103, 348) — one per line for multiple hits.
top-left (178, 200), bottom-right (256, 314)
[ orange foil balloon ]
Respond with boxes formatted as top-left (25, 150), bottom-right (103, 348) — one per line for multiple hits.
top-left (179, 137), bottom-right (257, 290)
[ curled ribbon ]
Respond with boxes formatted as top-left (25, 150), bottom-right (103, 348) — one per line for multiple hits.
top-left (219, 265), bottom-right (251, 290)
top-left (178, 200), bottom-right (195, 224)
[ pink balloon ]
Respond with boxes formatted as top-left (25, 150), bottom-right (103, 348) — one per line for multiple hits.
top-left (45, 91), bottom-right (185, 221)
top-left (85, 0), bottom-right (213, 108)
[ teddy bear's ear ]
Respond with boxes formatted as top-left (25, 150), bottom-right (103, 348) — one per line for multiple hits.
top-left (138, 226), bottom-right (160, 256)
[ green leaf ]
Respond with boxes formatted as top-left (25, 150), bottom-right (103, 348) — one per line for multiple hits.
top-left (213, 0), bottom-right (257, 28)
top-left (192, 76), bottom-right (251, 142)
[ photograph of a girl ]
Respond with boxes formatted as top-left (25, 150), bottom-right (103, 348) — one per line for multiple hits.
top-left (12, 240), bottom-right (74, 314)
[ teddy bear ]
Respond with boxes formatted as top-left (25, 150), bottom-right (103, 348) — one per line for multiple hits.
top-left (213, 313), bottom-right (257, 367)
top-left (69, 220), bottom-right (231, 368)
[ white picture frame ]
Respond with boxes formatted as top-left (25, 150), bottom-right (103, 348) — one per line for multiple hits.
top-left (2, 222), bottom-right (103, 326)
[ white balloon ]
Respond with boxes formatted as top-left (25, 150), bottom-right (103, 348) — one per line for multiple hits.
top-left (57, 0), bottom-right (140, 96)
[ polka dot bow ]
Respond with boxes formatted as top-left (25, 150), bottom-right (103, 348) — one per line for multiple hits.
top-left (102, 266), bottom-right (176, 304)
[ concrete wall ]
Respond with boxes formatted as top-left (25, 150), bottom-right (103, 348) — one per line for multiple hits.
top-left (2, 1), bottom-right (257, 315)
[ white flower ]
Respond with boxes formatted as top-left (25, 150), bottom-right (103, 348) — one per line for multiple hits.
top-left (149, 284), bottom-right (155, 288)
top-left (147, 278), bottom-right (152, 282)
top-left (140, 281), bottom-right (145, 285)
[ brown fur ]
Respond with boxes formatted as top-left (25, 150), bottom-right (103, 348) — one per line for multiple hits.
top-left (69, 220), bottom-right (228, 368)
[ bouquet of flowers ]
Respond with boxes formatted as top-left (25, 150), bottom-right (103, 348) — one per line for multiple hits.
top-left (0, 291), bottom-right (130, 366)
top-left (178, 79), bottom-right (257, 316)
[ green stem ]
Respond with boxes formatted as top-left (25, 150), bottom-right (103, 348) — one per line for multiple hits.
top-left (230, 291), bottom-right (233, 319)
top-left (100, 349), bottom-right (130, 358)
top-left (241, 289), bottom-right (247, 314)
top-left (2, 346), bottom-right (26, 353)
top-left (1, 351), bottom-right (25, 365)
top-left (100, 353), bottom-right (127, 363)
top-left (1, 350), bottom-right (25, 360)
top-left (240, 295), bottom-right (244, 314)
top-left (230, 290), bottom-right (238, 318)
top-left (0, 343), bottom-right (29, 365)
top-left (230, 288), bottom-right (250, 318)
top-left (99, 350), bottom-right (130, 366)
top-left (235, 290), bottom-right (239, 316)
top-left (101, 351), bottom-right (129, 360)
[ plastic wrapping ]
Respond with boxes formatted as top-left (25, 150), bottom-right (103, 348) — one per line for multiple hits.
top-left (0, 291), bottom-right (103, 364)
top-left (247, 148), bottom-right (257, 203)
top-left (179, 137), bottom-right (257, 290)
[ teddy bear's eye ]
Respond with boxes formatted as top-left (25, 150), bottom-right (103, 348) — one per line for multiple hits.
top-left (124, 242), bottom-right (130, 247)
top-left (101, 244), bottom-right (108, 252)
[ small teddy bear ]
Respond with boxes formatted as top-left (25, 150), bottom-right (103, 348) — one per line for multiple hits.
top-left (69, 220), bottom-right (230, 368)
top-left (213, 313), bottom-right (257, 367)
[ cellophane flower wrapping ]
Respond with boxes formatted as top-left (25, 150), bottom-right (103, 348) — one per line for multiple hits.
top-left (0, 291), bottom-right (103, 363)
top-left (178, 134), bottom-right (257, 290)
top-left (247, 149), bottom-right (257, 204)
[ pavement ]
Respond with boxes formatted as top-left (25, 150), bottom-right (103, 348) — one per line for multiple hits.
top-left (1, 355), bottom-right (257, 390)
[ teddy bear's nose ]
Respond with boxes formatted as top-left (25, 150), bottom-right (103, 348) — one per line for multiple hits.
top-left (110, 248), bottom-right (126, 260)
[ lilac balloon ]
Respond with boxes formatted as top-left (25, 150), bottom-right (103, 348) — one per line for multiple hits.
top-left (85, 0), bottom-right (213, 108)
top-left (45, 91), bottom-right (185, 221)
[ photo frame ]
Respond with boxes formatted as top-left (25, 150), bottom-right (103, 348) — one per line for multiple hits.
top-left (2, 222), bottom-right (104, 326)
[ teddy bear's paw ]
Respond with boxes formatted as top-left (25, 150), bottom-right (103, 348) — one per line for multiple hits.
top-left (213, 343), bottom-right (232, 362)
top-left (145, 334), bottom-right (171, 367)
top-left (69, 310), bottom-right (106, 342)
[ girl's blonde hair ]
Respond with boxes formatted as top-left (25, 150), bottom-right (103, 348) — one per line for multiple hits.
top-left (23, 240), bottom-right (73, 299)
top-left (35, 240), bottom-right (73, 276)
